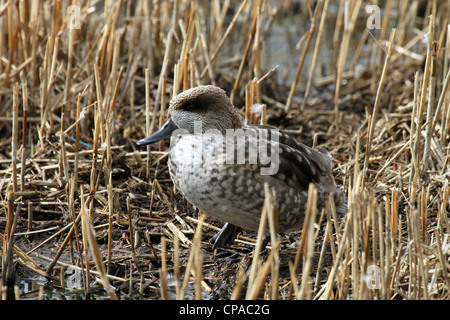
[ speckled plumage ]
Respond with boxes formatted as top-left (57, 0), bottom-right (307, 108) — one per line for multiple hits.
top-left (137, 85), bottom-right (346, 245)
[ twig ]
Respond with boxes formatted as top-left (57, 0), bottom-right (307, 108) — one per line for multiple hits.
top-left (363, 29), bottom-right (396, 182)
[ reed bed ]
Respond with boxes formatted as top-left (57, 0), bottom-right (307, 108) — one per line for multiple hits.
top-left (0, 0), bottom-right (449, 300)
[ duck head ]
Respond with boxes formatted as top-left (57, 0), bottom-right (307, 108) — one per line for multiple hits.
top-left (136, 85), bottom-right (243, 146)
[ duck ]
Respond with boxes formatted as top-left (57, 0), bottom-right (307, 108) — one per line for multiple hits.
top-left (137, 85), bottom-right (346, 249)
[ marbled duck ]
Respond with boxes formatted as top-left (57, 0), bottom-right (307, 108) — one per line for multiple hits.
top-left (137, 85), bottom-right (346, 248)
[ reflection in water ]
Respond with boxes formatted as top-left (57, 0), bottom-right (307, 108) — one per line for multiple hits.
top-left (222, 3), bottom-right (403, 87)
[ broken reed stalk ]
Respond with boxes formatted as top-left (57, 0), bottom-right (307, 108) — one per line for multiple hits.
top-left (302, 0), bottom-right (329, 111)
top-left (27, 201), bottom-right (33, 233)
top-left (159, 236), bottom-right (168, 300)
top-left (285, 1), bottom-right (321, 113)
top-left (12, 83), bottom-right (19, 193)
top-left (287, 183), bottom-right (325, 300)
top-left (390, 188), bottom-right (399, 253)
top-left (80, 190), bottom-right (118, 300)
top-left (173, 233), bottom-right (181, 300)
top-left (73, 92), bottom-right (83, 191)
top-left (126, 197), bottom-right (138, 268)
top-left (423, 41), bottom-right (438, 169)
top-left (179, 213), bottom-right (206, 300)
top-left (1, 191), bottom-right (20, 291)
top-left (153, 28), bottom-right (174, 133)
top-left (108, 65), bottom-right (124, 126)
top-left (246, 186), bottom-right (269, 298)
top-left (194, 230), bottom-right (204, 300)
top-left (265, 184), bottom-right (280, 300)
top-left (207, 0), bottom-right (249, 68)
top-left (378, 202), bottom-right (387, 298)
top-left (438, 182), bottom-right (450, 233)
top-left (107, 171), bottom-right (113, 274)
top-left (21, 81), bottom-right (28, 192)
top-left (362, 28), bottom-right (396, 183)
top-left (68, 175), bottom-right (84, 287)
top-left (230, 0), bottom-right (259, 104)
top-left (145, 67), bottom-right (151, 181)
top-left (154, 179), bottom-right (175, 213)
top-left (158, 80), bottom-right (167, 152)
top-left (417, 15), bottom-right (435, 168)
top-left (194, 19), bottom-right (216, 86)
top-left (60, 104), bottom-right (69, 183)
top-left (90, 64), bottom-right (103, 192)
top-left (297, 184), bottom-right (318, 299)
top-left (211, 0), bottom-right (230, 45)
top-left (320, 208), bottom-right (352, 300)
top-left (433, 65), bottom-right (450, 137)
top-left (231, 264), bottom-right (247, 300)
top-left (245, 247), bottom-right (277, 300)
top-left (176, 3), bottom-right (196, 91)
top-left (245, 183), bottom-right (282, 300)
top-left (63, 15), bottom-right (75, 108)
top-left (37, 67), bottom-right (47, 148)
top-left (313, 201), bottom-right (335, 295)
top-left (45, 212), bottom-right (81, 276)
top-left (333, 0), bottom-right (362, 120)
top-left (106, 111), bottom-right (113, 274)
top-left (409, 204), bottom-right (429, 299)
top-left (410, 71), bottom-right (421, 192)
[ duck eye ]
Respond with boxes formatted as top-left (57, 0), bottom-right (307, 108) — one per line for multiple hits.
top-left (181, 97), bottom-right (207, 112)
top-left (181, 102), bottom-right (196, 111)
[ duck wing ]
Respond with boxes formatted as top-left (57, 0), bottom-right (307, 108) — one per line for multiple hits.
top-left (240, 125), bottom-right (336, 191)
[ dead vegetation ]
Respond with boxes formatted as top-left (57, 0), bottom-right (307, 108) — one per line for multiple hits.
top-left (0, 0), bottom-right (449, 300)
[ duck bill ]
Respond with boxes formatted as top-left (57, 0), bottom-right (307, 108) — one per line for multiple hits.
top-left (136, 118), bottom-right (179, 146)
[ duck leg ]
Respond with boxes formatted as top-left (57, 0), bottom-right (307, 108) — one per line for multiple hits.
top-left (210, 223), bottom-right (241, 249)
top-left (210, 223), bottom-right (272, 253)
